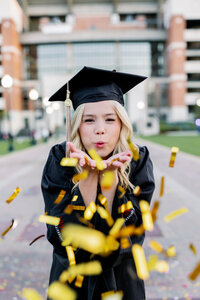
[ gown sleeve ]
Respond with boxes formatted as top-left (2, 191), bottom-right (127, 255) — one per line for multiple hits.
top-left (41, 142), bottom-right (85, 249)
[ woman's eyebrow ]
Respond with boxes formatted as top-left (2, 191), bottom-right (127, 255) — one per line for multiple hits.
top-left (83, 113), bottom-right (116, 117)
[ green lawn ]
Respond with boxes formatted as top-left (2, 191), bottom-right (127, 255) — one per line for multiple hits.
top-left (0, 139), bottom-right (32, 155)
top-left (140, 135), bottom-right (200, 157)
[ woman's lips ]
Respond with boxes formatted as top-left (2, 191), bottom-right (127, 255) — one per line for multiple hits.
top-left (95, 142), bottom-right (105, 148)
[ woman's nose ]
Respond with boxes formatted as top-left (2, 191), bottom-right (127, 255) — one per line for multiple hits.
top-left (95, 122), bottom-right (105, 134)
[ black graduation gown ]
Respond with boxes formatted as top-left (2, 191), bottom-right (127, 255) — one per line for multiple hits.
top-left (41, 141), bottom-right (155, 300)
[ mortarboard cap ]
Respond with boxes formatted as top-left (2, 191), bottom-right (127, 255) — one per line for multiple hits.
top-left (49, 66), bottom-right (147, 110)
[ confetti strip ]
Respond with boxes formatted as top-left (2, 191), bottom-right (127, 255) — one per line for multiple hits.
top-left (151, 201), bottom-right (160, 223)
top-left (132, 244), bottom-right (149, 280)
top-left (118, 201), bottom-right (133, 214)
top-left (149, 240), bottom-right (163, 253)
top-left (115, 224), bottom-right (145, 238)
top-left (29, 235), bottom-right (45, 246)
top-left (6, 187), bottom-right (21, 204)
top-left (127, 138), bottom-right (140, 161)
top-left (120, 237), bottom-right (130, 249)
top-left (109, 218), bottom-right (124, 236)
top-left (61, 261), bottom-right (102, 278)
top-left (22, 288), bottom-right (44, 300)
top-left (54, 190), bottom-right (66, 204)
top-left (101, 291), bottom-right (123, 300)
top-left (164, 207), bottom-right (188, 223)
top-left (1, 219), bottom-right (14, 237)
top-left (147, 255), bottom-right (158, 272)
top-left (118, 186), bottom-right (126, 199)
top-left (72, 195), bottom-right (78, 202)
top-left (60, 157), bottom-right (78, 167)
top-left (84, 201), bottom-right (96, 220)
top-left (97, 206), bottom-right (114, 226)
top-left (73, 169), bottom-right (88, 183)
top-left (48, 281), bottom-right (76, 300)
top-left (189, 262), bottom-right (200, 281)
top-left (169, 146), bottom-right (179, 167)
top-left (98, 194), bottom-right (108, 209)
top-left (159, 176), bottom-right (165, 197)
top-left (38, 215), bottom-right (60, 226)
top-left (139, 200), bottom-right (154, 231)
top-left (74, 275), bottom-right (84, 288)
top-left (189, 243), bottom-right (197, 255)
top-left (88, 148), bottom-right (106, 170)
top-left (133, 185), bottom-right (141, 196)
top-left (66, 246), bottom-right (76, 266)
top-left (166, 245), bottom-right (176, 257)
top-left (101, 171), bottom-right (115, 190)
top-left (155, 261), bottom-right (169, 273)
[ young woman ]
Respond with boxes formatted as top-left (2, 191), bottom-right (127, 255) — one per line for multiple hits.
top-left (41, 67), bottom-right (155, 300)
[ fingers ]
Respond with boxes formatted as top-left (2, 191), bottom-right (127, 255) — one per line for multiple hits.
top-left (67, 142), bottom-right (80, 153)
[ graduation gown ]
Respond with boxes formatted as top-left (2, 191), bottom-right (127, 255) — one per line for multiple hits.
top-left (41, 141), bottom-right (155, 300)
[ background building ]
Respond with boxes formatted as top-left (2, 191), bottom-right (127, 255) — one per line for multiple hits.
top-left (0, 0), bottom-right (200, 136)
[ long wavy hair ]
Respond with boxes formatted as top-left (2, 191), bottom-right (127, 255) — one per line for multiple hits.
top-left (71, 100), bottom-right (136, 191)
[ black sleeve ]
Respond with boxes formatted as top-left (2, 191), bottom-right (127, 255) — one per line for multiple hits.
top-left (41, 142), bottom-right (85, 249)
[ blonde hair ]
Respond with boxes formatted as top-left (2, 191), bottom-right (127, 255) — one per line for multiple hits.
top-left (71, 100), bottom-right (135, 191)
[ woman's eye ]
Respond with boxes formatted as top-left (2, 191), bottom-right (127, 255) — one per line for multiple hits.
top-left (84, 119), bottom-right (94, 123)
top-left (106, 118), bottom-right (115, 122)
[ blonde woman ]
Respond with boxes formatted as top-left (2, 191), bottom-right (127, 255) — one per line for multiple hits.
top-left (42, 67), bottom-right (155, 300)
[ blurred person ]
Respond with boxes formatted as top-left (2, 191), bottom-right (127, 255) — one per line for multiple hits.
top-left (41, 67), bottom-right (155, 300)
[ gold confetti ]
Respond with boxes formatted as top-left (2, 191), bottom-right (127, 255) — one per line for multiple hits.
top-left (38, 215), bottom-right (60, 226)
top-left (109, 218), bottom-right (124, 236)
top-left (22, 288), bottom-right (44, 300)
top-left (120, 237), bottom-right (130, 249)
top-left (60, 157), bottom-right (78, 167)
top-left (189, 243), bottom-right (197, 255)
top-left (166, 245), bottom-right (176, 257)
top-left (67, 261), bottom-right (102, 277)
top-left (1, 219), bottom-right (14, 237)
top-left (64, 205), bottom-right (85, 215)
top-left (54, 190), bottom-right (66, 204)
top-left (88, 148), bottom-right (105, 170)
top-left (29, 235), bottom-right (45, 246)
top-left (98, 194), bottom-right (108, 209)
top-left (101, 290), bottom-right (123, 300)
top-left (73, 169), bottom-right (88, 183)
top-left (66, 246), bottom-right (76, 266)
top-left (115, 224), bottom-right (145, 238)
top-left (101, 171), bottom-right (115, 190)
top-left (118, 186), bottom-right (126, 199)
top-left (149, 240), bottom-right (163, 253)
top-left (164, 207), bottom-right (188, 223)
top-left (84, 201), bottom-right (96, 220)
top-left (48, 281), bottom-right (76, 300)
top-left (6, 187), bottom-right (21, 204)
top-left (159, 176), bottom-right (165, 197)
top-left (169, 146), bottom-right (179, 167)
top-left (139, 200), bottom-right (153, 231)
top-left (147, 255), bottom-right (158, 272)
top-left (155, 261), bottom-right (169, 273)
top-left (133, 185), bottom-right (141, 196)
top-left (127, 138), bottom-right (140, 161)
top-left (118, 201), bottom-right (133, 214)
top-left (189, 261), bottom-right (200, 281)
top-left (97, 206), bottom-right (114, 227)
top-left (151, 201), bottom-right (160, 223)
top-left (72, 195), bottom-right (78, 202)
top-left (74, 275), bottom-right (84, 288)
top-left (132, 244), bottom-right (149, 280)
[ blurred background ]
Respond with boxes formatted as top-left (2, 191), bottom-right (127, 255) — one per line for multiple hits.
top-left (0, 0), bottom-right (200, 155)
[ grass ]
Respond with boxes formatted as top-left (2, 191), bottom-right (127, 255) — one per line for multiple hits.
top-left (0, 139), bottom-right (33, 156)
top-left (140, 135), bottom-right (200, 157)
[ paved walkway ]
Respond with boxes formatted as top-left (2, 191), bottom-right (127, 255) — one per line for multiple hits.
top-left (0, 137), bottom-right (199, 300)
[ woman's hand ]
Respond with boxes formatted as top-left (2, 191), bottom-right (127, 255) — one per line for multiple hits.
top-left (67, 142), bottom-right (96, 170)
top-left (103, 149), bottom-right (132, 170)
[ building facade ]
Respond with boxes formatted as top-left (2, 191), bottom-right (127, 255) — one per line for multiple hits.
top-left (0, 0), bottom-right (200, 136)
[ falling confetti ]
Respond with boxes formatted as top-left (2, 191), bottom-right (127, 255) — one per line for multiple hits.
top-left (48, 281), bottom-right (76, 300)
top-left (22, 288), bottom-right (44, 300)
top-left (127, 138), bottom-right (140, 161)
top-left (101, 171), bottom-right (115, 190)
top-left (38, 215), bottom-right (60, 226)
top-left (159, 176), bottom-right (165, 197)
top-left (118, 186), bottom-right (126, 199)
top-left (132, 244), bottom-right (149, 280)
top-left (169, 146), bottom-right (179, 167)
top-left (164, 207), bottom-right (188, 223)
top-left (54, 190), bottom-right (66, 204)
top-left (6, 187), bottom-right (21, 204)
top-left (189, 261), bottom-right (200, 281)
top-left (29, 234), bottom-right (45, 246)
top-left (189, 243), bottom-right (197, 255)
top-left (139, 200), bottom-right (153, 231)
top-left (1, 219), bottom-right (14, 237)
top-left (88, 148), bottom-right (105, 170)
top-left (73, 169), bottom-right (88, 183)
top-left (133, 185), bottom-right (141, 196)
top-left (60, 157), bottom-right (78, 167)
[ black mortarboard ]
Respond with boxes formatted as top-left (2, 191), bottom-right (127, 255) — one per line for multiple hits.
top-left (49, 66), bottom-right (147, 109)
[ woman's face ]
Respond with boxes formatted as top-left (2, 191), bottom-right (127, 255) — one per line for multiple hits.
top-left (79, 101), bottom-right (121, 159)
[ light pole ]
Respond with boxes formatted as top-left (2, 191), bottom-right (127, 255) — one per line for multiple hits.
top-left (1, 74), bottom-right (14, 152)
top-left (29, 88), bottom-right (39, 144)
